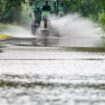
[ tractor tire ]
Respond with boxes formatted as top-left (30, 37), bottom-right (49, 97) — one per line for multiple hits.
top-left (31, 20), bottom-right (40, 35)
top-left (31, 24), bottom-right (36, 35)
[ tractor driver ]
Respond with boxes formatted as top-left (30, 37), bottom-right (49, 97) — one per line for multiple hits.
top-left (42, 1), bottom-right (51, 12)
top-left (41, 1), bottom-right (51, 28)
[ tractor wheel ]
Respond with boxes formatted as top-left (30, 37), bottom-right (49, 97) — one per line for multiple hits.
top-left (31, 20), bottom-right (40, 35)
top-left (31, 24), bottom-right (36, 35)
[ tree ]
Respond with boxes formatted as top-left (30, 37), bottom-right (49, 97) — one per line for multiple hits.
top-left (0, 0), bottom-right (25, 23)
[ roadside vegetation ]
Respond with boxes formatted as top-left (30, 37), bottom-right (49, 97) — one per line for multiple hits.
top-left (0, 0), bottom-right (30, 27)
top-left (0, 33), bottom-right (12, 40)
top-left (0, 0), bottom-right (105, 30)
top-left (64, 0), bottom-right (105, 30)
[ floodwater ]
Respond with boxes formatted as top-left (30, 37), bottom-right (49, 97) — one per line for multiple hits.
top-left (0, 13), bottom-right (105, 105)
top-left (0, 46), bottom-right (105, 105)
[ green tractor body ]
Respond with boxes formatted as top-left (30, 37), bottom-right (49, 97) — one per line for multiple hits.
top-left (29, 0), bottom-right (64, 35)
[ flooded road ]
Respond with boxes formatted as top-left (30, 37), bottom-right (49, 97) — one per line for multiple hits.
top-left (0, 46), bottom-right (105, 105)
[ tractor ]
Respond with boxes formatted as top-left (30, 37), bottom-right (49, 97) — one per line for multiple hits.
top-left (29, 0), bottom-right (64, 46)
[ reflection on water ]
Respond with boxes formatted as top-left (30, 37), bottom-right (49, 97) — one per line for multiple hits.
top-left (0, 74), bottom-right (105, 105)
top-left (0, 47), bottom-right (105, 105)
top-left (0, 37), bottom-right (99, 48)
top-left (0, 36), bottom-right (105, 48)
top-left (0, 50), bottom-right (2, 53)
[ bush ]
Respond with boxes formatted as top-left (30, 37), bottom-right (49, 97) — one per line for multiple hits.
top-left (20, 3), bottom-right (31, 27)
top-left (99, 11), bottom-right (105, 29)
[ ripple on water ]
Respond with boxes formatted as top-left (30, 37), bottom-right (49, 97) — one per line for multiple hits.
top-left (0, 74), bottom-right (104, 105)
top-left (0, 48), bottom-right (105, 105)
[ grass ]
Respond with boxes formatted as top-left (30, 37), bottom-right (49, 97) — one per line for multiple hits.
top-left (0, 23), bottom-right (20, 40)
top-left (0, 23), bottom-right (18, 31)
top-left (64, 47), bottom-right (105, 52)
top-left (0, 33), bottom-right (12, 40)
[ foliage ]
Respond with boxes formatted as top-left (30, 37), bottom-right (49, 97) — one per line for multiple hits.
top-left (0, 33), bottom-right (12, 40)
top-left (0, 0), bottom-right (105, 28)
top-left (64, 0), bottom-right (99, 18)
top-left (99, 11), bottom-right (105, 29)
top-left (64, 0), bottom-right (105, 29)
top-left (20, 3), bottom-right (31, 26)
top-left (0, 0), bottom-right (25, 23)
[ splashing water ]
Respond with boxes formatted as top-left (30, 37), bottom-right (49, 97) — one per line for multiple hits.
top-left (1, 25), bottom-right (33, 38)
top-left (48, 14), bottom-right (104, 47)
top-left (1, 14), bottom-right (103, 39)
top-left (0, 14), bottom-right (104, 47)
top-left (50, 14), bottom-right (103, 38)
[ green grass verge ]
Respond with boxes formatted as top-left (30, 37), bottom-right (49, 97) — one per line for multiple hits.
top-left (64, 47), bottom-right (105, 52)
top-left (0, 33), bottom-right (12, 40)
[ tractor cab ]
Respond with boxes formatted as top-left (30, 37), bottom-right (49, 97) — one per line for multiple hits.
top-left (29, 0), bottom-right (64, 35)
